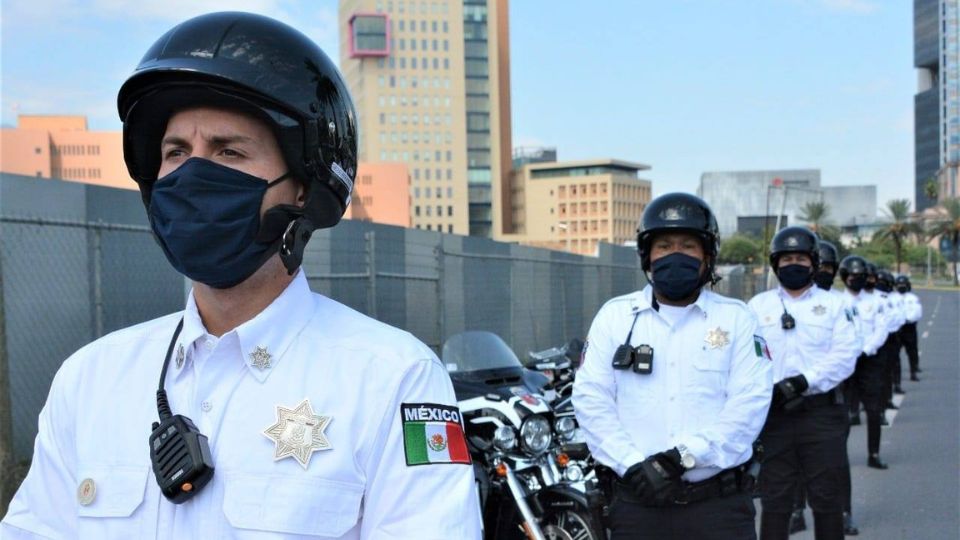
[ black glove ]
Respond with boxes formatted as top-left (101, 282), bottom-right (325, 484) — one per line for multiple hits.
top-left (772, 374), bottom-right (809, 411)
top-left (623, 448), bottom-right (685, 504)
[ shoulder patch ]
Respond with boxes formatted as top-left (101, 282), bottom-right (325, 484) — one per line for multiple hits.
top-left (753, 335), bottom-right (773, 361)
top-left (400, 403), bottom-right (471, 466)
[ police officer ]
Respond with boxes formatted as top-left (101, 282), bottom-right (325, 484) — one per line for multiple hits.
top-left (789, 239), bottom-right (861, 536)
top-left (875, 270), bottom-right (906, 405)
top-left (895, 275), bottom-right (923, 380)
top-left (1, 13), bottom-right (481, 539)
top-left (839, 256), bottom-right (891, 470)
top-left (748, 228), bottom-right (859, 540)
top-left (573, 193), bottom-right (772, 540)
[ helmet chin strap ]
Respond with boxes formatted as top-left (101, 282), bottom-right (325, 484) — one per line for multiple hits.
top-left (279, 217), bottom-right (315, 275)
top-left (257, 205), bottom-right (314, 275)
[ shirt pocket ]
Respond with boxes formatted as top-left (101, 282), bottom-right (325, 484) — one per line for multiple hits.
top-left (76, 464), bottom-right (151, 537)
top-left (687, 348), bottom-right (732, 400)
top-left (800, 320), bottom-right (832, 344)
top-left (222, 472), bottom-right (364, 537)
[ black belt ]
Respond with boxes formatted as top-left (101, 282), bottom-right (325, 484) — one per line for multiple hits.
top-left (614, 463), bottom-right (754, 507)
top-left (803, 389), bottom-right (842, 408)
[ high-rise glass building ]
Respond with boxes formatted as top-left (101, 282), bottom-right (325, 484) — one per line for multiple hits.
top-left (914, 0), bottom-right (959, 209)
top-left (338, 0), bottom-right (512, 237)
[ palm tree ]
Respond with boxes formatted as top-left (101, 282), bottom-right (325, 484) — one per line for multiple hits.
top-left (799, 200), bottom-right (839, 238)
top-left (874, 199), bottom-right (920, 272)
top-left (927, 198), bottom-right (960, 285)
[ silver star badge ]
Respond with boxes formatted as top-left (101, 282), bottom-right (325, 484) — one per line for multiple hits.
top-left (704, 327), bottom-right (730, 349)
top-left (812, 305), bottom-right (827, 316)
top-left (262, 399), bottom-right (332, 469)
top-left (250, 346), bottom-right (272, 370)
top-left (175, 344), bottom-right (185, 369)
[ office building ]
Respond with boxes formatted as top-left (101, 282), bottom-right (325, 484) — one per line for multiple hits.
top-left (698, 169), bottom-right (877, 239)
top-left (914, 0), bottom-right (959, 208)
top-left (0, 115), bottom-right (132, 190)
top-left (339, 0), bottom-right (512, 237)
top-left (501, 158), bottom-right (652, 256)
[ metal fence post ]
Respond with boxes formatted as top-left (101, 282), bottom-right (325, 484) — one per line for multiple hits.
top-left (365, 231), bottom-right (377, 318)
top-left (0, 234), bottom-right (13, 516)
top-left (92, 223), bottom-right (104, 339)
top-left (436, 243), bottom-right (445, 350)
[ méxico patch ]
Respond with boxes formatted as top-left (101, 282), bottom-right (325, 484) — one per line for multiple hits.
top-left (400, 403), bottom-right (471, 466)
top-left (753, 335), bottom-right (773, 361)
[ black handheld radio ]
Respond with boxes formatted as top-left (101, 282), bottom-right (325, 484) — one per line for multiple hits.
top-left (148, 319), bottom-right (215, 504)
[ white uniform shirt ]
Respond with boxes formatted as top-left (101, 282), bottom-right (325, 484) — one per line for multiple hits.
top-left (876, 290), bottom-right (906, 334)
top-left (748, 286), bottom-right (860, 395)
top-left (572, 286), bottom-right (772, 482)
top-left (1, 271), bottom-right (481, 540)
top-left (899, 291), bottom-right (923, 323)
top-left (830, 288), bottom-right (862, 342)
top-left (845, 289), bottom-right (888, 357)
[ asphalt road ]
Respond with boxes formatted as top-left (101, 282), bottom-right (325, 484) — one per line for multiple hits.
top-left (775, 289), bottom-right (960, 540)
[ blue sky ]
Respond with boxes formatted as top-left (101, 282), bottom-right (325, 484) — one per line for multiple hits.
top-left (1, 0), bottom-right (915, 211)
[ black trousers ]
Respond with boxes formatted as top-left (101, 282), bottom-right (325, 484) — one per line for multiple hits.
top-left (850, 353), bottom-right (885, 454)
top-left (607, 491), bottom-right (756, 540)
top-left (759, 401), bottom-right (848, 516)
top-left (899, 322), bottom-right (920, 374)
top-left (880, 334), bottom-right (899, 403)
top-left (792, 409), bottom-right (853, 514)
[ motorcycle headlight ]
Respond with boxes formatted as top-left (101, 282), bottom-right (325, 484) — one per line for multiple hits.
top-left (564, 464), bottom-right (584, 482)
top-left (520, 415), bottom-right (553, 455)
top-left (493, 425), bottom-right (517, 451)
top-left (554, 417), bottom-right (577, 441)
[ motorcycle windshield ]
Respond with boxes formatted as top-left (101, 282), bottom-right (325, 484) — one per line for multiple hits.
top-left (442, 331), bottom-right (523, 373)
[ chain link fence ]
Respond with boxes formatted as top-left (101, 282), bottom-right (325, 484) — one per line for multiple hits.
top-left (0, 213), bottom-right (645, 513)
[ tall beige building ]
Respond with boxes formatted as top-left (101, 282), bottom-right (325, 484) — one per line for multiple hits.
top-left (338, 0), bottom-right (512, 237)
top-left (502, 158), bottom-right (653, 256)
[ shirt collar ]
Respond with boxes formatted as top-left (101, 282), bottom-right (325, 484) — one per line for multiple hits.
top-left (173, 270), bottom-right (315, 383)
top-left (777, 284), bottom-right (816, 302)
top-left (634, 285), bottom-right (711, 318)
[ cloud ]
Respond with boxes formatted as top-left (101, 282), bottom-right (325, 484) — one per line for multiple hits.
top-left (91, 0), bottom-right (294, 22)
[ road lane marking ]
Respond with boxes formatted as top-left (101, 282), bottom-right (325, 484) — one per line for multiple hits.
top-left (883, 394), bottom-right (905, 427)
top-left (922, 331), bottom-right (929, 339)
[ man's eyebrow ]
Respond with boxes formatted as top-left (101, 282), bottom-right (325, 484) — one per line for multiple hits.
top-left (208, 135), bottom-right (255, 145)
top-left (160, 134), bottom-right (255, 147)
top-left (161, 135), bottom-right (190, 147)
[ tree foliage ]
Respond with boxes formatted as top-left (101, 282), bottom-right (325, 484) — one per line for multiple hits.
top-left (718, 235), bottom-right (763, 265)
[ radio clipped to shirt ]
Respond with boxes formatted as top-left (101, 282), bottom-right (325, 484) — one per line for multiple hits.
top-left (612, 343), bottom-right (655, 375)
top-left (611, 311), bottom-right (654, 375)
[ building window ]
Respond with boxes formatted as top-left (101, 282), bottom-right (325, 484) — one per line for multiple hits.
top-left (349, 14), bottom-right (389, 57)
top-left (447, 206), bottom-right (453, 216)
top-left (448, 224), bottom-right (453, 233)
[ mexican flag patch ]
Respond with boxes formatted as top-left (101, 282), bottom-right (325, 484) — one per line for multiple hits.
top-left (753, 335), bottom-right (773, 361)
top-left (401, 403), bottom-right (471, 466)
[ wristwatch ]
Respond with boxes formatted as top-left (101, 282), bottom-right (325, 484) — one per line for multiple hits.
top-left (676, 444), bottom-right (696, 469)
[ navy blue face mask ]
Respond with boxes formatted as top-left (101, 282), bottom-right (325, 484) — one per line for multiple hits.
top-left (651, 252), bottom-right (703, 301)
top-left (777, 264), bottom-right (813, 290)
top-left (149, 158), bottom-right (293, 289)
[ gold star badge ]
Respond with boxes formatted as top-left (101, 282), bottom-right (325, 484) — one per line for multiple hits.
top-left (250, 346), bottom-right (272, 370)
top-left (812, 305), bottom-right (826, 316)
top-left (704, 327), bottom-right (730, 349)
top-left (262, 399), bottom-right (332, 469)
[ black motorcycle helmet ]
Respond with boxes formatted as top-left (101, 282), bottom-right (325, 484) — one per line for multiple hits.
top-left (876, 270), bottom-right (896, 292)
top-left (118, 12), bottom-right (358, 264)
top-left (818, 240), bottom-right (839, 271)
top-left (636, 193), bottom-right (720, 281)
top-left (864, 262), bottom-right (878, 289)
top-left (838, 255), bottom-right (868, 281)
top-left (895, 274), bottom-right (912, 292)
top-left (769, 226), bottom-right (820, 268)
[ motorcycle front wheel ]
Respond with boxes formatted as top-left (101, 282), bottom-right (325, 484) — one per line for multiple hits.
top-left (540, 508), bottom-right (604, 540)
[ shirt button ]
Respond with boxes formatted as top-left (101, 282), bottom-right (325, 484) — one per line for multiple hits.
top-left (201, 401), bottom-right (212, 413)
top-left (669, 396), bottom-right (676, 402)
top-left (204, 340), bottom-right (214, 350)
